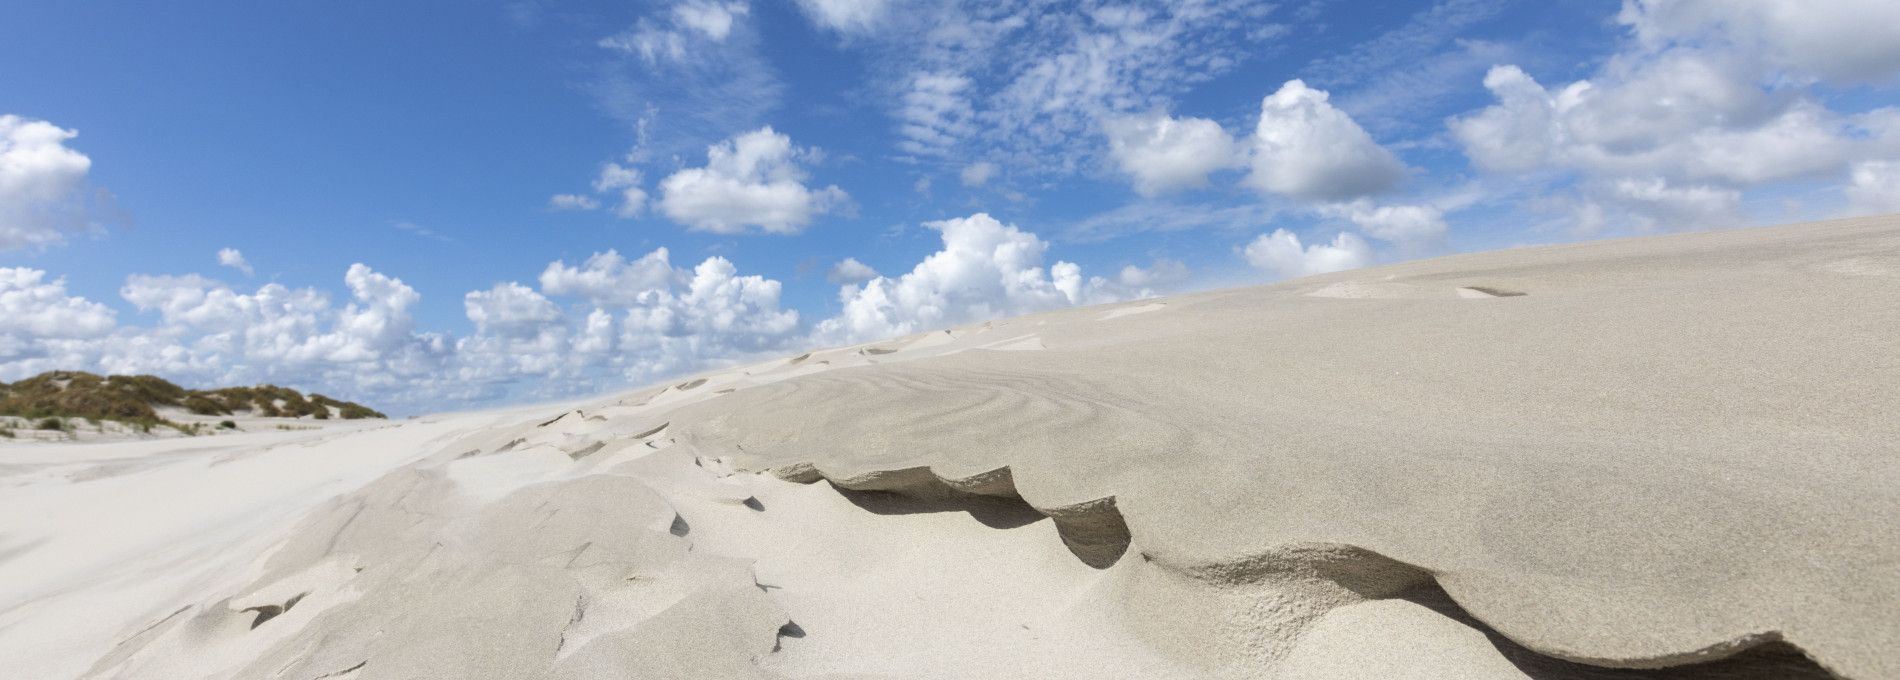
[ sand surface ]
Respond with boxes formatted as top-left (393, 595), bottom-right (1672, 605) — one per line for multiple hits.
top-left (1, 215), bottom-right (1893, 679)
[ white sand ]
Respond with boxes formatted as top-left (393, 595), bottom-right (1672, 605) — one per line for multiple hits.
top-left (2, 215), bottom-right (1894, 679)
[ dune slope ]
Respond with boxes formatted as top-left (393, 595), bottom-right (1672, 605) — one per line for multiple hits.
top-left (6, 215), bottom-right (1894, 679)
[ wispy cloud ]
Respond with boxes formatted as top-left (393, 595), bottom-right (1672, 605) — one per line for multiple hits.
top-left (392, 220), bottom-right (454, 243)
top-left (591, 0), bottom-right (782, 160)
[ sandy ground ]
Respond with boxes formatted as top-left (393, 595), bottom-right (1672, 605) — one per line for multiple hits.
top-left (1, 215), bottom-right (1894, 679)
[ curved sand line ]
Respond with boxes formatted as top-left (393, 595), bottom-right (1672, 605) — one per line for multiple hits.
top-left (762, 460), bottom-right (1835, 678)
top-left (771, 462), bottom-right (1131, 568)
top-left (669, 216), bottom-right (1900, 679)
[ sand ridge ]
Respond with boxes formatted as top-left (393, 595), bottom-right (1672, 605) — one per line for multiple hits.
top-left (3, 215), bottom-right (1894, 679)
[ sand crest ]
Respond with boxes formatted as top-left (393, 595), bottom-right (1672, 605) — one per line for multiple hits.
top-left (3, 216), bottom-right (1895, 679)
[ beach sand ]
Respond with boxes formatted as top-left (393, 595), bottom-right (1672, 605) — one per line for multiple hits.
top-left (3, 215), bottom-right (1894, 679)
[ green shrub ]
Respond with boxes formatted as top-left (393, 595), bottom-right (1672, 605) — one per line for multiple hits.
top-left (0, 372), bottom-right (386, 431)
top-left (36, 417), bottom-right (64, 431)
top-left (218, 420), bottom-right (237, 429)
top-left (183, 395), bottom-right (229, 416)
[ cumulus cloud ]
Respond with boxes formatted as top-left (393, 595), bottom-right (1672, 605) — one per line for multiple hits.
top-left (549, 162), bottom-right (648, 216)
top-left (1103, 111), bottom-right (1240, 196)
top-left (959, 161), bottom-right (996, 187)
top-left (1, 115), bottom-right (99, 251)
top-left (1241, 229), bottom-right (1373, 279)
top-left (465, 283), bottom-right (561, 339)
top-left (0, 263), bottom-right (456, 413)
top-left (658, 127), bottom-right (848, 234)
top-left (217, 248), bottom-right (254, 276)
top-left (106, 264), bottom-right (445, 386)
top-left (827, 257), bottom-right (879, 284)
top-left (814, 213), bottom-right (1147, 344)
top-left (593, 163), bottom-right (649, 218)
top-left (1077, 258), bottom-right (1191, 303)
top-left (1452, 3), bottom-right (1900, 230)
top-left (1246, 80), bottom-right (1407, 201)
top-left (1453, 63), bottom-right (1858, 187)
top-left (1619, 0), bottom-right (1900, 84)
top-left (451, 248), bottom-right (804, 404)
top-left (796, 0), bottom-right (889, 33)
top-left (0, 215), bottom-right (1187, 412)
top-left (0, 249), bottom-right (815, 414)
top-left (539, 248), bottom-right (677, 307)
top-left (1320, 200), bottom-right (1448, 246)
top-left (0, 268), bottom-right (116, 340)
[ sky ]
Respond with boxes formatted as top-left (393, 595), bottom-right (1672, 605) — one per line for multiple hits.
top-left (3, 0), bottom-right (1899, 414)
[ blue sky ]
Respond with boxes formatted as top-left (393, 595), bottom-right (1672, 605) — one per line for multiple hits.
top-left (4, 0), bottom-right (1898, 413)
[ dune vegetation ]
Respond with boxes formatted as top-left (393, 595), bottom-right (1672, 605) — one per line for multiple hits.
top-left (0, 371), bottom-right (384, 435)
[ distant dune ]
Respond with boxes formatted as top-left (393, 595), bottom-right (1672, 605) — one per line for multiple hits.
top-left (0, 371), bottom-right (384, 442)
top-left (2, 215), bottom-right (1894, 679)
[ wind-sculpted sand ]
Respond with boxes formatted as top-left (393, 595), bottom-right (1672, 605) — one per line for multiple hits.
top-left (2, 215), bottom-right (1894, 679)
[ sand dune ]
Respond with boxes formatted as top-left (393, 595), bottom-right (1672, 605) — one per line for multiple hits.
top-left (2, 215), bottom-right (1894, 679)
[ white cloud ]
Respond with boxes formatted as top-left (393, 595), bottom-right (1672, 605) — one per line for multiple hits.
top-left (392, 221), bottom-right (452, 242)
top-left (1447, 66), bottom-right (1566, 174)
top-left (455, 248), bottom-right (802, 404)
top-left (959, 161), bottom-right (996, 187)
top-left (1619, 0), bottom-right (1900, 84)
top-left (897, 71), bottom-right (977, 158)
top-left (0, 250), bottom-right (810, 414)
top-left (871, 1), bottom-right (1277, 171)
top-left (1246, 80), bottom-right (1407, 201)
top-left (0, 222), bottom-right (1183, 412)
top-left (600, 1), bottom-right (750, 62)
top-left (590, 0), bottom-right (781, 167)
top-left (550, 161), bottom-right (646, 215)
top-left (0, 268), bottom-right (115, 340)
top-left (796, 0), bottom-right (889, 33)
top-left (102, 264), bottom-right (449, 395)
top-left (1322, 200), bottom-right (1448, 246)
top-left (1847, 160), bottom-right (1900, 214)
top-left (814, 213), bottom-right (1138, 344)
top-left (465, 282), bottom-right (561, 339)
top-left (658, 127), bottom-right (848, 234)
top-left (1304, 0), bottom-right (1509, 86)
top-left (1452, 62), bottom-right (1856, 187)
top-left (217, 248), bottom-right (254, 276)
top-left (0, 115), bottom-right (98, 251)
top-left (592, 163), bottom-right (649, 218)
top-left (673, 1), bottom-right (748, 41)
top-left (1061, 200), bottom-right (1279, 243)
top-left (1600, 177), bottom-right (1740, 230)
top-left (1241, 229), bottom-right (1373, 279)
top-left (1077, 257), bottom-right (1191, 303)
top-left (1451, 4), bottom-right (1900, 230)
top-left (539, 248), bottom-right (678, 308)
top-left (548, 194), bottom-right (601, 211)
top-left (1305, 0), bottom-right (1512, 135)
top-left (827, 257), bottom-right (879, 284)
top-left (1110, 258), bottom-right (1188, 289)
top-left (1103, 111), bottom-right (1240, 196)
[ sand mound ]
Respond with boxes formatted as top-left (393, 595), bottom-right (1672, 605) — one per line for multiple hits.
top-left (4, 215), bottom-right (1894, 679)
